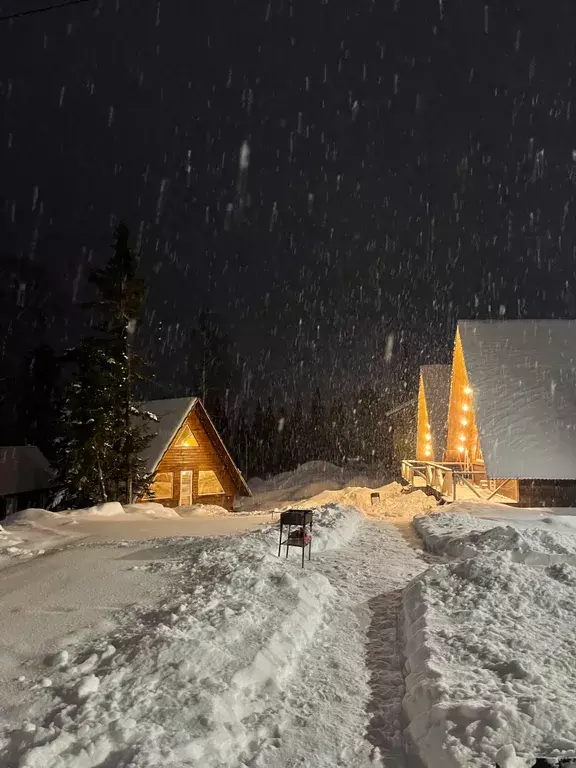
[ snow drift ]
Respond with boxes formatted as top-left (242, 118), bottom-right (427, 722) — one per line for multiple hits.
top-left (403, 554), bottom-right (576, 767)
top-left (414, 511), bottom-right (576, 565)
top-left (0, 502), bottom-right (359, 768)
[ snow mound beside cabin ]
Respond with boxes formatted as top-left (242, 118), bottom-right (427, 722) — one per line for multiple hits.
top-left (59, 501), bottom-right (181, 519)
top-left (0, 503), bottom-right (359, 768)
top-left (403, 554), bottom-right (576, 767)
top-left (414, 512), bottom-right (576, 564)
top-left (176, 504), bottom-right (230, 518)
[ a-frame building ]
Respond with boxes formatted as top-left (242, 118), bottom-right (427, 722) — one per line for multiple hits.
top-left (138, 398), bottom-right (251, 511)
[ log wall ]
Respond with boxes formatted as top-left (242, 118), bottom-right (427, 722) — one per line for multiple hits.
top-left (151, 411), bottom-right (237, 510)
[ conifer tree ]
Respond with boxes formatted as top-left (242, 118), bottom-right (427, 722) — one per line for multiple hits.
top-left (55, 223), bottom-right (153, 506)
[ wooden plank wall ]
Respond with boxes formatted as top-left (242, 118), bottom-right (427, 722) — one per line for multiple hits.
top-left (154, 411), bottom-right (237, 510)
top-left (519, 480), bottom-right (576, 507)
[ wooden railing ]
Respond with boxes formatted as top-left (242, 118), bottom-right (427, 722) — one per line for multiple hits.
top-left (401, 459), bottom-right (508, 502)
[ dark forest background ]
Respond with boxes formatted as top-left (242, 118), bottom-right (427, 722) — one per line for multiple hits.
top-left (0, 227), bottom-right (416, 481)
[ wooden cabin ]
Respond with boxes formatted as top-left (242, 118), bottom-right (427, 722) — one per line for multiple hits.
top-left (0, 446), bottom-right (53, 519)
top-left (416, 365), bottom-right (451, 462)
top-left (138, 398), bottom-right (250, 511)
top-left (403, 320), bottom-right (576, 506)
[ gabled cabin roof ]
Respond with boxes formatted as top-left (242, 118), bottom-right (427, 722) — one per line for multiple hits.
top-left (138, 397), bottom-right (251, 496)
top-left (458, 319), bottom-right (576, 480)
top-left (0, 446), bottom-right (52, 496)
top-left (420, 364), bottom-right (451, 456)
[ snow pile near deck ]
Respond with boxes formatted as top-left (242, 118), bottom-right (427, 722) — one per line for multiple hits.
top-left (414, 511), bottom-right (576, 564)
top-left (0, 503), bottom-right (359, 768)
top-left (404, 554), bottom-right (576, 767)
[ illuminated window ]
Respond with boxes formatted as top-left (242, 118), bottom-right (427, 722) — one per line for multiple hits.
top-left (175, 424), bottom-right (199, 448)
top-left (198, 470), bottom-right (225, 496)
top-left (151, 471), bottom-right (174, 499)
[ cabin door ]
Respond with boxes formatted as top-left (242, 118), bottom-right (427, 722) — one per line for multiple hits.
top-left (179, 470), bottom-right (193, 506)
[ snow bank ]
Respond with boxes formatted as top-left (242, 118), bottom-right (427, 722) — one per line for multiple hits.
top-left (403, 555), bottom-right (576, 767)
top-left (176, 503), bottom-right (230, 517)
top-left (242, 460), bottom-right (385, 512)
top-left (123, 502), bottom-right (181, 518)
top-left (58, 501), bottom-right (181, 519)
top-left (0, 511), bottom-right (81, 568)
top-left (414, 512), bottom-right (576, 565)
top-left (0, 503), bottom-right (360, 768)
top-left (256, 502), bottom-right (363, 555)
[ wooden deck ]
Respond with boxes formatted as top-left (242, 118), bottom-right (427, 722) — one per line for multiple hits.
top-left (401, 460), bottom-right (517, 505)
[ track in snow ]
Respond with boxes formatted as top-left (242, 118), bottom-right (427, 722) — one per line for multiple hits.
top-left (247, 519), bottom-right (427, 768)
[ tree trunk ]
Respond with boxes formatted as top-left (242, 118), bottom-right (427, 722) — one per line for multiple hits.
top-left (125, 339), bottom-right (133, 504)
top-left (96, 453), bottom-right (108, 503)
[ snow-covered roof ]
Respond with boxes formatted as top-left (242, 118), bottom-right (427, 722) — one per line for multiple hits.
top-left (0, 446), bottom-right (52, 496)
top-left (459, 320), bottom-right (576, 480)
top-left (138, 397), bottom-right (250, 495)
top-left (138, 397), bottom-right (198, 474)
top-left (420, 365), bottom-right (451, 458)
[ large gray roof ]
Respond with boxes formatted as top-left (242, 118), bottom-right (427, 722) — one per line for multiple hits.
top-left (459, 320), bottom-right (576, 480)
top-left (0, 446), bottom-right (52, 496)
top-left (420, 364), bottom-right (452, 459)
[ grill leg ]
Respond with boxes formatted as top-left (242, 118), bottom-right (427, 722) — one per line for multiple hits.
top-left (285, 525), bottom-right (290, 558)
top-left (277, 523), bottom-right (283, 557)
top-left (302, 536), bottom-right (305, 568)
top-left (309, 521), bottom-right (312, 560)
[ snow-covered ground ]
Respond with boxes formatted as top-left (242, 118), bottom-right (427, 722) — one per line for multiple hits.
top-left (414, 509), bottom-right (576, 564)
top-left (0, 501), bottom-right (427, 768)
top-left (14, 459), bottom-right (576, 768)
top-left (404, 503), bottom-right (576, 767)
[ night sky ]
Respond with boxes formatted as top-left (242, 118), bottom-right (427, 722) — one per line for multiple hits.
top-left (1, 0), bottom-right (576, 405)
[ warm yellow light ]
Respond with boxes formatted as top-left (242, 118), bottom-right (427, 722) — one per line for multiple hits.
top-left (462, 404), bottom-right (470, 412)
top-left (459, 434), bottom-right (466, 442)
top-left (464, 386), bottom-right (472, 395)
top-left (424, 447), bottom-right (432, 456)
top-left (458, 445), bottom-right (465, 453)
top-left (425, 433), bottom-right (431, 442)
top-left (460, 418), bottom-right (468, 426)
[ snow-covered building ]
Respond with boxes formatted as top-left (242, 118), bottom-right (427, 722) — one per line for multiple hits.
top-left (138, 397), bottom-right (251, 511)
top-left (416, 364), bottom-right (451, 462)
top-left (404, 320), bottom-right (576, 506)
top-left (0, 446), bottom-right (53, 518)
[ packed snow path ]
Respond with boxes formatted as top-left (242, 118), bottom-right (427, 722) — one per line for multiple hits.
top-left (253, 519), bottom-right (426, 768)
top-left (0, 505), bottom-right (426, 768)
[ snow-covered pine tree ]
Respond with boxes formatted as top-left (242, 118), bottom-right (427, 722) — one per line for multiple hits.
top-left (86, 221), bottom-right (153, 503)
top-left (53, 341), bottom-right (123, 506)
top-left (55, 223), bottom-right (154, 506)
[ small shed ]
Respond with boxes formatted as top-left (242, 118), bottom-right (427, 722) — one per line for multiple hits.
top-left (416, 364), bottom-right (452, 462)
top-left (0, 446), bottom-right (53, 519)
top-left (445, 319), bottom-right (576, 505)
top-left (138, 397), bottom-right (251, 511)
